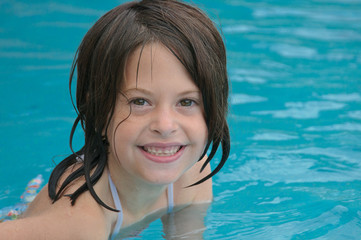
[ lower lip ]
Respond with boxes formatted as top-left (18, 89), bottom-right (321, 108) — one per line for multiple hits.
top-left (139, 146), bottom-right (185, 164)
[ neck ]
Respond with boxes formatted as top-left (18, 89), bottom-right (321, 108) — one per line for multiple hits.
top-left (106, 165), bottom-right (168, 221)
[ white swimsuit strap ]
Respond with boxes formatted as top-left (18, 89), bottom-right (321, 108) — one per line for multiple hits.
top-left (167, 183), bottom-right (174, 213)
top-left (108, 174), bottom-right (123, 240)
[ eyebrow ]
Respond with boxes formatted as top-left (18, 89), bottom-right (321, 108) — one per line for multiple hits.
top-left (123, 88), bottom-right (201, 96)
top-left (123, 88), bottom-right (152, 95)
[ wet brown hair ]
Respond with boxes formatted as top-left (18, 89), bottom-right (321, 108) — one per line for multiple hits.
top-left (49, 0), bottom-right (230, 211)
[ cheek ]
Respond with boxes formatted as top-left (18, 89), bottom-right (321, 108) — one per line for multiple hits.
top-left (193, 116), bottom-right (208, 145)
top-left (203, 127), bottom-right (209, 149)
top-left (204, 127), bottom-right (209, 144)
top-left (106, 119), bottom-right (131, 155)
top-left (109, 116), bottom-right (144, 147)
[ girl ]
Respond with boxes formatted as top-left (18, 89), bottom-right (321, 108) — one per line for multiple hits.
top-left (0, 0), bottom-right (230, 239)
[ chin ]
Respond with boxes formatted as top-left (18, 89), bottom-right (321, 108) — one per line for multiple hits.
top-left (140, 170), bottom-right (181, 186)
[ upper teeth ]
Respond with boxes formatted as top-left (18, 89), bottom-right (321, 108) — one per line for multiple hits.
top-left (144, 146), bottom-right (180, 156)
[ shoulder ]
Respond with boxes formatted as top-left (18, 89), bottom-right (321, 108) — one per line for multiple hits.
top-left (0, 207), bottom-right (108, 240)
top-left (12, 165), bottom-right (112, 240)
top-left (0, 188), bottom-right (109, 240)
top-left (173, 155), bottom-right (213, 204)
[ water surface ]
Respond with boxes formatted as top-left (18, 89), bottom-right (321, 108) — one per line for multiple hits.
top-left (1, 0), bottom-right (361, 239)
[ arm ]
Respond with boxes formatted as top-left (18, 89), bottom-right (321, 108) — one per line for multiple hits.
top-left (0, 183), bottom-right (109, 240)
top-left (0, 203), bottom-right (108, 240)
top-left (0, 215), bottom-right (77, 240)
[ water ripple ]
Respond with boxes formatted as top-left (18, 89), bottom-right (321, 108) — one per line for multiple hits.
top-left (320, 93), bottom-right (361, 102)
top-left (230, 75), bottom-right (266, 84)
top-left (348, 110), bottom-right (361, 120)
top-left (246, 205), bottom-right (348, 239)
top-left (35, 21), bottom-right (92, 29)
top-left (315, 218), bottom-right (361, 240)
top-left (253, 6), bottom-right (361, 23)
top-left (251, 132), bottom-right (299, 141)
top-left (207, 202), bottom-right (353, 239)
top-left (2, 0), bottom-right (105, 17)
top-left (0, 39), bottom-right (33, 48)
top-left (252, 101), bottom-right (346, 119)
top-left (270, 43), bottom-right (318, 59)
top-left (217, 147), bottom-right (361, 183)
top-left (305, 122), bottom-right (361, 132)
top-left (293, 28), bottom-right (361, 41)
top-left (230, 94), bottom-right (267, 105)
top-left (258, 197), bottom-right (293, 205)
top-left (0, 51), bottom-right (73, 60)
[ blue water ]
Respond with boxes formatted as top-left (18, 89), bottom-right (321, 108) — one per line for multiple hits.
top-left (1, 0), bottom-right (361, 239)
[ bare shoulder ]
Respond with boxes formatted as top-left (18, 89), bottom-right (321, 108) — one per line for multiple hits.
top-left (0, 204), bottom-right (108, 240)
top-left (0, 165), bottom-right (110, 240)
top-left (174, 155), bottom-right (213, 204)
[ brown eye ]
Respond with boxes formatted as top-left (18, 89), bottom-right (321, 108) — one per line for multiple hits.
top-left (130, 98), bottom-right (147, 106)
top-left (179, 99), bottom-right (194, 107)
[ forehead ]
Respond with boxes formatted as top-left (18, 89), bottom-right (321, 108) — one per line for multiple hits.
top-left (122, 43), bottom-right (197, 91)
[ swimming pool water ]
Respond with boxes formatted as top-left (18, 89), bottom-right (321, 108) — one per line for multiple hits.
top-left (1, 0), bottom-right (361, 239)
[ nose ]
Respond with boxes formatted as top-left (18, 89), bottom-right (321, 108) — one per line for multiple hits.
top-left (149, 106), bottom-right (178, 137)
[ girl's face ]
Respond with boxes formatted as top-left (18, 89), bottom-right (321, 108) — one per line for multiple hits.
top-left (107, 43), bottom-right (208, 185)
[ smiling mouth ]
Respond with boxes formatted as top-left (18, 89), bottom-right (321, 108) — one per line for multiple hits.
top-left (141, 146), bottom-right (183, 156)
